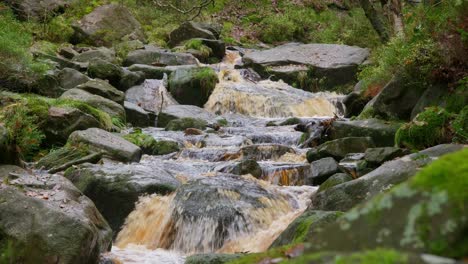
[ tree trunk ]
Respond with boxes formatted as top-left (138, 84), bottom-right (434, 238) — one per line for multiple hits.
top-left (359, 0), bottom-right (391, 43)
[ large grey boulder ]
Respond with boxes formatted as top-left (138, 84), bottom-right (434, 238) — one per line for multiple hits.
top-left (64, 162), bottom-right (180, 232)
top-left (328, 119), bottom-right (401, 147)
top-left (305, 149), bottom-right (468, 259)
top-left (72, 47), bottom-right (116, 64)
top-left (123, 49), bottom-right (198, 67)
top-left (76, 79), bottom-right (125, 104)
top-left (57, 68), bottom-right (90, 90)
top-left (361, 76), bottom-right (427, 120)
top-left (168, 22), bottom-right (221, 47)
top-left (127, 64), bottom-right (174, 79)
top-left (68, 128), bottom-right (142, 162)
top-left (310, 144), bottom-right (464, 212)
top-left (61, 88), bottom-right (125, 119)
top-left (243, 43), bottom-right (369, 91)
top-left (307, 157), bottom-right (340, 186)
top-left (125, 79), bottom-right (178, 113)
top-left (124, 101), bottom-right (152, 127)
top-left (44, 106), bottom-right (102, 145)
top-left (316, 137), bottom-right (375, 160)
top-left (364, 147), bottom-right (409, 166)
top-left (87, 59), bottom-right (125, 89)
top-left (0, 165), bottom-right (112, 264)
top-left (157, 104), bottom-right (216, 128)
top-left (72, 4), bottom-right (145, 46)
top-left (4, 0), bottom-right (72, 21)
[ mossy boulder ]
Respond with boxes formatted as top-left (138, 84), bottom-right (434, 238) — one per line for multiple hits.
top-left (64, 162), bottom-right (180, 233)
top-left (36, 144), bottom-right (102, 173)
top-left (123, 130), bottom-right (180, 156)
top-left (71, 4), bottom-right (145, 47)
top-left (165, 117), bottom-right (208, 131)
top-left (168, 67), bottom-right (219, 107)
top-left (395, 107), bottom-right (454, 150)
top-left (317, 173), bottom-right (353, 193)
top-left (186, 254), bottom-right (242, 264)
top-left (219, 159), bottom-right (263, 178)
top-left (168, 22), bottom-right (220, 47)
top-left (307, 157), bottom-right (341, 186)
top-left (316, 137), bottom-right (375, 160)
top-left (0, 165), bottom-right (112, 264)
top-left (310, 144), bottom-right (464, 212)
top-left (127, 64), bottom-right (174, 80)
top-left (270, 210), bottom-right (343, 248)
top-left (305, 148), bottom-right (468, 259)
top-left (123, 49), bottom-right (198, 67)
top-left (364, 147), bottom-right (408, 166)
top-left (87, 59), bottom-right (125, 89)
top-left (4, 0), bottom-right (71, 21)
top-left (76, 79), bottom-right (125, 104)
top-left (57, 68), bottom-right (90, 90)
top-left (72, 47), bottom-right (116, 64)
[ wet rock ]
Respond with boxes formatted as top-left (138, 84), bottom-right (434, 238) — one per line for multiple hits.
top-left (0, 165), bottom-right (112, 263)
top-left (168, 22), bottom-right (220, 47)
top-left (343, 91), bottom-right (370, 118)
top-left (124, 101), bottom-right (152, 127)
top-left (243, 43), bottom-right (369, 91)
top-left (219, 159), bottom-right (263, 178)
top-left (127, 64), bottom-right (173, 79)
top-left (123, 49), bottom-right (198, 67)
top-left (364, 147), bottom-right (408, 166)
top-left (338, 153), bottom-right (369, 178)
top-left (185, 253), bottom-right (242, 264)
top-left (36, 145), bottom-right (102, 173)
top-left (68, 128), bottom-right (142, 162)
top-left (57, 68), bottom-right (90, 90)
top-left (44, 106), bottom-right (102, 145)
top-left (307, 157), bottom-right (340, 186)
top-left (72, 4), bottom-right (145, 46)
top-left (305, 149), bottom-right (468, 259)
top-left (123, 130), bottom-right (180, 156)
top-left (157, 104), bottom-right (216, 128)
top-left (64, 162), bottom-right (180, 232)
top-left (61, 88), bottom-right (125, 119)
top-left (58, 46), bottom-right (79, 59)
top-left (165, 117), bottom-right (208, 131)
top-left (328, 119), bottom-right (401, 147)
top-left (76, 79), bottom-right (125, 104)
top-left (4, 0), bottom-right (72, 21)
top-left (306, 148), bottom-right (320, 162)
top-left (125, 79), bottom-right (178, 113)
top-left (270, 210), bottom-right (343, 248)
top-left (317, 173), bottom-right (353, 193)
top-left (310, 144), bottom-right (464, 212)
top-left (168, 67), bottom-right (218, 107)
top-left (361, 76), bottom-right (427, 120)
top-left (87, 59), bottom-right (125, 89)
top-left (198, 39), bottom-right (226, 61)
top-left (316, 137), bottom-right (375, 160)
top-left (0, 125), bottom-right (18, 165)
top-left (72, 47), bottom-right (116, 64)
top-left (240, 144), bottom-right (295, 161)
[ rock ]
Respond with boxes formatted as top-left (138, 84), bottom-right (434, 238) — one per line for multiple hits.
top-left (411, 84), bottom-right (467, 119)
top-left (124, 101), bottom-right (152, 127)
top-left (240, 144), bottom-right (295, 161)
top-left (219, 159), bottom-right (263, 178)
top-left (61, 88), bottom-right (125, 119)
top-left (123, 49), bottom-right (198, 67)
top-left (58, 46), bottom-right (79, 59)
top-left (72, 4), bottom-right (145, 46)
top-left (119, 69), bottom-right (145, 91)
top-left (57, 68), bottom-right (90, 90)
top-left (72, 47), bottom-right (116, 64)
top-left (0, 165), bottom-right (112, 263)
top-left (157, 104), bottom-right (216, 128)
top-left (168, 67), bottom-right (219, 107)
top-left (168, 22), bottom-right (219, 47)
top-left (364, 147), bottom-right (408, 166)
top-left (68, 128), bottom-right (142, 162)
top-left (0, 125), bottom-right (18, 165)
top-left (328, 119), bottom-right (401, 147)
top-left (36, 145), bottom-right (102, 173)
top-left (310, 144), bottom-right (464, 212)
top-left (4, 0), bottom-right (72, 21)
top-left (198, 39), bottom-right (226, 61)
top-left (165, 117), bottom-right (208, 131)
top-left (34, 70), bottom-right (63, 98)
top-left (44, 106), bottom-right (102, 145)
top-left (127, 64), bottom-right (173, 79)
top-left (361, 76), bottom-right (427, 120)
top-left (76, 79), bottom-right (125, 104)
top-left (64, 162), bottom-right (180, 232)
top-left (343, 91), bottom-right (370, 118)
top-left (338, 153), bottom-right (369, 178)
top-left (185, 254), bottom-right (243, 264)
top-left (125, 79), bottom-right (177, 113)
top-left (123, 130), bottom-right (180, 156)
top-left (87, 59), bottom-right (125, 89)
top-left (305, 149), bottom-right (468, 259)
top-left (307, 157), bottom-right (340, 186)
top-left (317, 173), bottom-right (353, 193)
top-left (317, 137), bottom-right (375, 160)
top-left (306, 148), bottom-right (320, 162)
top-left (243, 43), bottom-right (369, 91)
top-left (270, 210), bottom-right (343, 248)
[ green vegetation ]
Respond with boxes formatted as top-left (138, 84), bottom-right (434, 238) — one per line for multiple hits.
top-left (452, 106), bottom-right (467, 142)
top-left (395, 107), bottom-right (453, 150)
top-left (123, 129), bottom-right (180, 155)
top-left (195, 67), bottom-right (219, 96)
top-left (333, 249), bottom-right (408, 264)
top-left (165, 118), bottom-right (208, 131)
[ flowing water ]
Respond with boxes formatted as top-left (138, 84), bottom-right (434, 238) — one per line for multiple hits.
top-left (105, 51), bottom-right (341, 263)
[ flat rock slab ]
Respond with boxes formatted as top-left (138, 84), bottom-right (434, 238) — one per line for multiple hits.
top-left (68, 128), bottom-right (142, 163)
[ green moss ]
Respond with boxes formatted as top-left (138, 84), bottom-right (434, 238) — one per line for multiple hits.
top-left (299, 132), bottom-right (310, 145)
top-left (334, 248), bottom-right (408, 264)
top-left (216, 118), bottom-right (228, 126)
top-left (123, 129), bottom-right (179, 155)
top-left (452, 106), bottom-right (467, 143)
top-left (318, 174), bottom-right (353, 193)
top-left (183, 39), bottom-right (212, 58)
top-left (395, 107), bottom-right (453, 150)
top-left (357, 106), bottom-right (376, 120)
top-left (195, 67), bottom-right (219, 96)
top-left (280, 117), bottom-right (301, 126)
top-left (165, 118), bottom-right (208, 131)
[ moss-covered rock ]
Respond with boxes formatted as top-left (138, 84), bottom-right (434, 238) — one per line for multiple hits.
top-left (395, 107), bottom-right (454, 150)
top-left (123, 129), bottom-right (180, 155)
top-left (280, 117), bottom-right (302, 126)
top-left (305, 148), bottom-right (468, 258)
top-left (76, 79), bottom-right (125, 104)
top-left (168, 67), bottom-right (219, 107)
top-left (316, 137), bottom-right (375, 160)
top-left (87, 58), bottom-right (125, 89)
top-left (165, 117), bottom-right (208, 131)
top-left (186, 253), bottom-right (243, 264)
top-left (36, 144), bottom-right (102, 173)
top-left (317, 173), bottom-right (353, 193)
